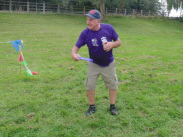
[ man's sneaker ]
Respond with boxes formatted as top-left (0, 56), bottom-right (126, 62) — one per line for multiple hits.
top-left (86, 105), bottom-right (96, 116)
top-left (110, 105), bottom-right (119, 115)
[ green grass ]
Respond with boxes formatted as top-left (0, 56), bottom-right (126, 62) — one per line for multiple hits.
top-left (0, 13), bottom-right (183, 137)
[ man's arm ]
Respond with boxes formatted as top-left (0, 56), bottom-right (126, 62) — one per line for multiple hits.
top-left (71, 46), bottom-right (81, 61)
top-left (112, 38), bottom-right (121, 48)
top-left (104, 38), bottom-right (121, 52)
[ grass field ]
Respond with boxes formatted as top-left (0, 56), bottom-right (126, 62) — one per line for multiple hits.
top-left (0, 13), bottom-right (183, 137)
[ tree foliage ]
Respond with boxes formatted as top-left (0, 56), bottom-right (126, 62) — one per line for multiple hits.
top-left (166, 0), bottom-right (183, 11)
top-left (122, 0), bottom-right (160, 12)
top-left (13, 0), bottom-right (161, 12)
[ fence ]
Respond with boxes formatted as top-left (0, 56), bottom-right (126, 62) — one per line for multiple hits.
top-left (0, 0), bottom-right (171, 17)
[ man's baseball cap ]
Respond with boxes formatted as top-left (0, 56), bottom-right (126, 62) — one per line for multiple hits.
top-left (85, 10), bottom-right (102, 20)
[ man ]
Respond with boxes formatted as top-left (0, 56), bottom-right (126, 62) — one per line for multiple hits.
top-left (71, 9), bottom-right (121, 116)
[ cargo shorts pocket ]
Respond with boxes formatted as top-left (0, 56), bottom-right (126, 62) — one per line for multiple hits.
top-left (85, 77), bottom-right (97, 90)
top-left (104, 73), bottom-right (118, 89)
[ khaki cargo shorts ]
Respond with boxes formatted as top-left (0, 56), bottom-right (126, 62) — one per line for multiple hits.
top-left (85, 61), bottom-right (118, 90)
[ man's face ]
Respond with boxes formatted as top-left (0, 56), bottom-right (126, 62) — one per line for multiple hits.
top-left (87, 16), bottom-right (100, 31)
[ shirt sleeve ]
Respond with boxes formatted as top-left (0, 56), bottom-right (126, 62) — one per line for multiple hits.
top-left (75, 30), bottom-right (86, 48)
top-left (110, 25), bottom-right (119, 41)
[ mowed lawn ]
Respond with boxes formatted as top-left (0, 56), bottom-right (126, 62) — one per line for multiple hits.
top-left (0, 13), bottom-right (183, 137)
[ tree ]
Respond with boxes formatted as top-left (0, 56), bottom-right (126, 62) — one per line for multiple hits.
top-left (13, 0), bottom-right (60, 3)
top-left (166, 0), bottom-right (183, 11)
top-left (106, 0), bottom-right (118, 9)
top-left (99, 0), bottom-right (106, 20)
top-left (75, 0), bottom-right (106, 20)
top-left (124, 0), bottom-right (160, 12)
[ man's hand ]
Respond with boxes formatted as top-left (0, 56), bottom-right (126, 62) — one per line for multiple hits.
top-left (71, 46), bottom-right (80, 61)
top-left (72, 53), bottom-right (81, 61)
top-left (103, 38), bottom-right (121, 52)
top-left (103, 42), bottom-right (113, 52)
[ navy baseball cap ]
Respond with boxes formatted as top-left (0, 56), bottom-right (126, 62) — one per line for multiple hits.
top-left (85, 10), bottom-right (102, 20)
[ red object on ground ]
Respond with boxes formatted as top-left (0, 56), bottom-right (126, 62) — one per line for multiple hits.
top-left (31, 71), bottom-right (39, 75)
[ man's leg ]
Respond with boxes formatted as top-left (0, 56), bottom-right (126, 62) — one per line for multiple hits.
top-left (86, 90), bottom-right (96, 116)
top-left (101, 61), bottom-right (119, 115)
top-left (85, 62), bottom-right (100, 116)
top-left (109, 89), bottom-right (117, 104)
top-left (87, 90), bottom-right (95, 105)
top-left (109, 89), bottom-right (119, 115)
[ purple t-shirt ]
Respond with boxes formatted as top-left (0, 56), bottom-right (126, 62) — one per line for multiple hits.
top-left (76, 23), bottom-right (119, 67)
